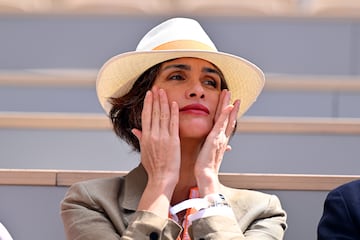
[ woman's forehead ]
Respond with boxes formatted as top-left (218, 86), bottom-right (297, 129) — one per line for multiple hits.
top-left (160, 57), bottom-right (224, 78)
top-left (161, 57), bottom-right (216, 68)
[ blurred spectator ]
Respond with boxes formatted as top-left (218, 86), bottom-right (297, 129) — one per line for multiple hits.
top-left (318, 179), bottom-right (360, 239)
top-left (0, 222), bottom-right (13, 240)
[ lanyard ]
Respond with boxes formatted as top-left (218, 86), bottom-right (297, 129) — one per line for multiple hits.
top-left (169, 187), bottom-right (199, 240)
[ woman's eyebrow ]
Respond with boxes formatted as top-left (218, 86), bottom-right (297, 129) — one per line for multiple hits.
top-left (162, 64), bottom-right (191, 71)
top-left (163, 64), bottom-right (221, 77)
top-left (202, 67), bottom-right (222, 78)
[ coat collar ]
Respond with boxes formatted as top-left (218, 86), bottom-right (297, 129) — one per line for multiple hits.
top-left (121, 164), bottom-right (148, 211)
top-left (119, 164), bottom-right (240, 212)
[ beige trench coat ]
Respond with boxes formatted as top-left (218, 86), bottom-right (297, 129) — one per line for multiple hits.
top-left (61, 164), bottom-right (287, 240)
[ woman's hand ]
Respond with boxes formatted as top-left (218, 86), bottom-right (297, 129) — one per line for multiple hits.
top-left (195, 89), bottom-right (240, 196)
top-left (132, 87), bottom-right (181, 217)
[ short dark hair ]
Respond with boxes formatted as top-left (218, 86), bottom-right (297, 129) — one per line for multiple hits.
top-left (109, 59), bottom-right (230, 152)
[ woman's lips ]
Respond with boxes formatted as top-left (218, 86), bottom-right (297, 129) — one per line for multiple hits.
top-left (179, 104), bottom-right (210, 115)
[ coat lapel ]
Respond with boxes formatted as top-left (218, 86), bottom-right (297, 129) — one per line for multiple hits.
top-left (121, 164), bottom-right (148, 211)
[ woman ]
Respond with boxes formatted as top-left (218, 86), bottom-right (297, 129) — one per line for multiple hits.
top-left (61, 17), bottom-right (287, 240)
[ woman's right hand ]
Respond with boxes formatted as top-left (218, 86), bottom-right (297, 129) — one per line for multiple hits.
top-left (131, 87), bottom-right (181, 216)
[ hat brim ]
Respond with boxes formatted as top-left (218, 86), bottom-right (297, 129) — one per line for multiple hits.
top-left (96, 50), bottom-right (265, 119)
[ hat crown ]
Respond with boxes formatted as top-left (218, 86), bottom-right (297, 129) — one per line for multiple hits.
top-left (136, 18), bottom-right (217, 51)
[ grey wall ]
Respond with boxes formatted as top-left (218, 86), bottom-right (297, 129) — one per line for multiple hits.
top-left (1, 16), bottom-right (359, 75)
top-left (1, 14), bottom-right (360, 240)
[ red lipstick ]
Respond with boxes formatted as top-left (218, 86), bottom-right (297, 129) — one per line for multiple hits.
top-left (179, 104), bottom-right (209, 115)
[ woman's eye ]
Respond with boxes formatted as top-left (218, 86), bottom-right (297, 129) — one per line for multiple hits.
top-left (204, 79), bottom-right (218, 88)
top-left (169, 74), bottom-right (184, 80)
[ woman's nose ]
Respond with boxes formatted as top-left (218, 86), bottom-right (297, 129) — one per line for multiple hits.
top-left (186, 82), bottom-right (205, 99)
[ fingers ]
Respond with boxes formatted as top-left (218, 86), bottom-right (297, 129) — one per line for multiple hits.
top-left (214, 90), bottom-right (240, 138)
top-left (141, 87), bottom-right (178, 136)
top-left (151, 87), bottom-right (161, 134)
top-left (214, 90), bottom-right (224, 120)
top-left (170, 101), bottom-right (179, 137)
top-left (215, 90), bottom-right (229, 121)
top-left (225, 99), bottom-right (240, 137)
top-left (159, 89), bottom-right (171, 132)
top-left (215, 104), bottom-right (233, 136)
top-left (214, 90), bottom-right (231, 130)
top-left (141, 90), bottom-right (153, 133)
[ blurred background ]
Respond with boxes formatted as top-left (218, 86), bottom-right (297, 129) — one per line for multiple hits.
top-left (0, 0), bottom-right (359, 239)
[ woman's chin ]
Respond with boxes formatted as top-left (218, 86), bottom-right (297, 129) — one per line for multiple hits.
top-left (179, 124), bottom-right (212, 139)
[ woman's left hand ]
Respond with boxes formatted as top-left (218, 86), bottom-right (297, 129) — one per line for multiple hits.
top-left (194, 89), bottom-right (240, 196)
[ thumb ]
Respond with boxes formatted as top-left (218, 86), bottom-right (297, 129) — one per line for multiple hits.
top-left (131, 128), bottom-right (142, 141)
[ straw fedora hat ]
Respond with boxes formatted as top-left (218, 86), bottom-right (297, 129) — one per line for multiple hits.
top-left (96, 17), bottom-right (264, 119)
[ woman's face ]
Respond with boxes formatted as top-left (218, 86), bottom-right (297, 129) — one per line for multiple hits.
top-left (153, 57), bottom-right (223, 138)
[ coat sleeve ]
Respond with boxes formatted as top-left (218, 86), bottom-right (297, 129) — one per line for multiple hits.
top-left (188, 194), bottom-right (287, 240)
top-left (60, 181), bottom-right (182, 240)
